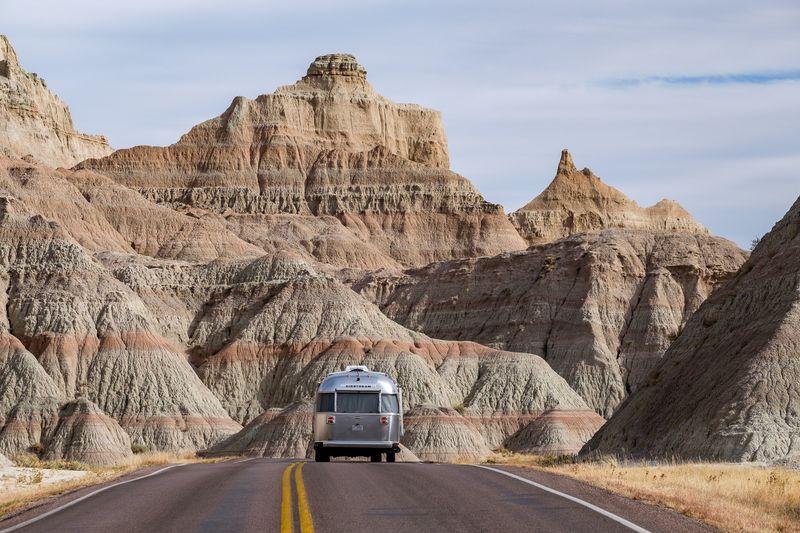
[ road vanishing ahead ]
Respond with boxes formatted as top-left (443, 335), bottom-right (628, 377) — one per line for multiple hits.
top-left (0, 459), bottom-right (711, 533)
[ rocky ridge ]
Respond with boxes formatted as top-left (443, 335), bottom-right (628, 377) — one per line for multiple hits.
top-left (0, 151), bottom-right (601, 460)
top-left (0, 36), bottom-right (111, 167)
top-left (356, 228), bottom-right (746, 416)
top-left (0, 37), bottom-right (765, 464)
top-left (585, 195), bottom-right (800, 462)
top-left (78, 53), bottom-right (526, 269)
top-left (509, 150), bottom-right (708, 245)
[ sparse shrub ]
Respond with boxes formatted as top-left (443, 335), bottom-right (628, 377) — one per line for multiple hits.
top-left (31, 471), bottom-right (43, 484)
top-left (28, 442), bottom-right (44, 456)
top-left (452, 403), bottom-right (465, 414)
top-left (131, 444), bottom-right (148, 455)
top-left (12, 453), bottom-right (86, 471)
top-left (542, 255), bottom-right (557, 273)
top-left (750, 236), bottom-right (761, 251)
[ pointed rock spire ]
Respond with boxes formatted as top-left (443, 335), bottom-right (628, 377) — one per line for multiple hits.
top-left (509, 150), bottom-right (709, 244)
top-left (0, 35), bottom-right (20, 78)
top-left (557, 149), bottom-right (577, 175)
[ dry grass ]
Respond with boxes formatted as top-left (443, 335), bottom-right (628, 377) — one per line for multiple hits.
top-left (0, 451), bottom-right (234, 519)
top-left (486, 452), bottom-right (800, 532)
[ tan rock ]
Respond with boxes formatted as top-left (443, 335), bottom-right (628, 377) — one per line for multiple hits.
top-left (585, 196), bottom-right (800, 462)
top-left (401, 405), bottom-right (492, 462)
top-left (77, 54), bottom-right (526, 268)
top-left (509, 150), bottom-right (709, 245)
top-left (203, 401), bottom-right (313, 459)
top-left (506, 409), bottom-right (605, 455)
top-left (356, 229), bottom-right (746, 416)
top-left (0, 36), bottom-right (111, 167)
top-left (43, 398), bottom-right (133, 466)
top-left (0, 191), bottom-right (241, 451)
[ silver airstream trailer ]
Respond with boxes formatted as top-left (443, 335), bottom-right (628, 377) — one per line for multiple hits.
top-left (312, 365), bottom-right (403, 462)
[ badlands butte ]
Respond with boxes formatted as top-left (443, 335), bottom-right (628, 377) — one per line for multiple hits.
top-left (0, 36), bottom-right (796, 467)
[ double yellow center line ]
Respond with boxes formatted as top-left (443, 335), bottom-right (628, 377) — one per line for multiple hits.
top-left (281, 462), bottom-right (314, 533)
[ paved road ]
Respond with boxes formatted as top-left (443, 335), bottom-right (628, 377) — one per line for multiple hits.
top-left (0, 459), bottom-right (712, 533)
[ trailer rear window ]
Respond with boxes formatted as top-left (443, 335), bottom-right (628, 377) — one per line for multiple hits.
top-left (317, 393), bottom-right (335, 412)
top-left (381, 394), bottom-right (399, 413)
top-left (335, 392), bottom-right (379, 413)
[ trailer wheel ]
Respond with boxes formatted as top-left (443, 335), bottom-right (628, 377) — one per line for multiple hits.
top-left (386, 452), bottom-right (396, 463)
top-left (370, 453), bottom-right (381, 462)
top-left (315, 449), bottom-right (330, 462)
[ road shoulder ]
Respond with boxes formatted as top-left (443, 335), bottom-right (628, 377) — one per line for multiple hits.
top-left (485, 465), bottom-right (715, 532)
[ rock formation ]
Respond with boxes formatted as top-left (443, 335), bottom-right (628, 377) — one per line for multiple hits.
top-left (356, 229), bottom-right (746, 416)
top-left (0, 36), bottom-right (111, 167)
top-left (43, 398), bottom-right (133, 466)
top-left (0, 42), bottom-right (758, 462)
top-left (0, 170), bottom-right (243, 453)
top-left (506, 409), bottom-right (605, 455)
top-left (509, 150), bottom-right (708, 245)
top-left (78, 53), bottom-right (526, 269)
top-left (204, 401), bottom-right (313, 458)
top-left (585, 196), bottom-right (800, 462)
top-left (401, 405), bottom-right (492, 462)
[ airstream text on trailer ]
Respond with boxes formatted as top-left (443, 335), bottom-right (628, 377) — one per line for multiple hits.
top-left (313, 366), bottom-right (403, 462)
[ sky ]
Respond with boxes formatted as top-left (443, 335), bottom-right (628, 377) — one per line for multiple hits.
top-left (4, 0), bottom-right (799, 248)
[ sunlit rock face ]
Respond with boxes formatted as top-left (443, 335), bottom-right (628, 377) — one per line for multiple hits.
top-left (78, 53), bottom-right (526, 269)
top-left (509, 150), bottom-right (709, 245)
top-left (0, 36), bottom-right (112, 167)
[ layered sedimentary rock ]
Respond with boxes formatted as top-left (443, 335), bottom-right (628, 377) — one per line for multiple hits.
top-left (401, 405), bottom-right (491, 462)
top-left (509, 150), bottom-right (708, 245)
top-left (0, 181), bottom-right (242, 453)
top-left (0, 151), bottom-right (600, 458)
top-left (103, 246), bottom-right (601, 455)
top-left (43, 398), bottom-right (133, 466)
top-left (356, 229), bottom-right (746, 416)
top-left (586, 196), bottom-right (800, 462)
top-left (78, 53), bottom-right (526, 269)
top-left (0, 36), bottom-right (111, 167)
top-left (204, 401), bottom-right (313, 458)
top-left (506, 409), bottom-right (605, 455)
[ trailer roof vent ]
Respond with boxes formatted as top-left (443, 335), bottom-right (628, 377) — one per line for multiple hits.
top-left (344, 365), bottom-right (370, 372)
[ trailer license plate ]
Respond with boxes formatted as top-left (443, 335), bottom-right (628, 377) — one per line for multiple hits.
top-left (352, 424), bottom-right (363, 431)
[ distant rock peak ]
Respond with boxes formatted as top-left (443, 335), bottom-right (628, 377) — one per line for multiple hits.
top-left (509, 150), bottom-right (710, 244)
top-left (0, 35), bottom-right (20, 78)
top-left (0, 35), bottom-right (112, 167)
top-left (304, 53), bottom-right (367, 81)
top-left (557, 149), bottom-right (577, 174)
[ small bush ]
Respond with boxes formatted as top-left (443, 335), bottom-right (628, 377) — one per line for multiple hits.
top-left (31, 471), bottom-right (43, 484)
top-left (131, 444), bottom-right (148, 455)
top-left (12, 454), bottom-right (86, 471)
top-left (28, 443), bottom-right (44, 456)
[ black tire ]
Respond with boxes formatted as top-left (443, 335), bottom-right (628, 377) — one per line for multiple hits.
top-left (370, 453), bottom-right (381, 462)
top-left (386, 452), bottom-right (396, 463)
top-left (315, 449), bottom-right (330, 462)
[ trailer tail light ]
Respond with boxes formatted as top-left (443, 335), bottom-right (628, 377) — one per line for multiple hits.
top-left (326, 415), bottom-right (335, 424)
top-left (380, 416), bottom-right (389, 425)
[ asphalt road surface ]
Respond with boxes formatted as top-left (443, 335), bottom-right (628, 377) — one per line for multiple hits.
top-left (0, 459), bottom-right (712, 533)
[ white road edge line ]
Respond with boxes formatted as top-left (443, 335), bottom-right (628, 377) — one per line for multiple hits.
top-left (0, 463), bottom-right (188, 533)
top-left (231, 457), bottom-right (257, 464)
top-left (473, 465), bottom-right (651, 533)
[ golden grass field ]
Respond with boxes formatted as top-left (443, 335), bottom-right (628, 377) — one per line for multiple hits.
top-left (487, 453), bottom-right (800, 533)
top-left (0, 452), bottom-right (232, 519)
